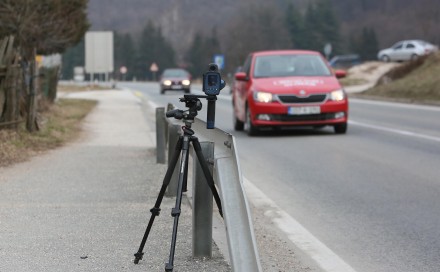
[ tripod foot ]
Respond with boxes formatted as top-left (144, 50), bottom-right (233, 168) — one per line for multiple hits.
top-left (133, 252), bottom-right (144, 264)
top-left (165, 263), bottom-right (174, 272)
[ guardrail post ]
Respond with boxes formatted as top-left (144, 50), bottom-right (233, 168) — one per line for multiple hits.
top-left (165, 123), bottom-right (181, 197)
top-left (192, 141), bottom-right (214, 258)
top-left (155, 107), bottom-right (166, 164)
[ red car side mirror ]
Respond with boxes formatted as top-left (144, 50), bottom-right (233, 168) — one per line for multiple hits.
top-left (235, 72), bottom-right (248, 81)
top-left (334, 70), bottom-right (347, 79)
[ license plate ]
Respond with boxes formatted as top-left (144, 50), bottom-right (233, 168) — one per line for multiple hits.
top-left (171, 85), bottom-right (182, 89)
top-left (288, 106), bottom-right (321, 115)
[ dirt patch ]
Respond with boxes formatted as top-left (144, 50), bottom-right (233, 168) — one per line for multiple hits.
top-left (341, 61), bottom-right (401, 87)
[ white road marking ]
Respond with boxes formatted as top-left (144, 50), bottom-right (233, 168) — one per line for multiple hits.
top-left (349, 120), bottom-right (440, 143)
top-left (349, 98), bottom-right (440, 112)
top-left (243, 178), bottom-right (357, 272)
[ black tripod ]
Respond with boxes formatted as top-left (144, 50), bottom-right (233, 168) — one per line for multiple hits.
top-left (133, 95), bottom-right (223, 272)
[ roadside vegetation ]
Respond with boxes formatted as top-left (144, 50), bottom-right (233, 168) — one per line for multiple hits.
top-left (0, 97), bottom-right (96, 167)
top-left (360, 52), bottom-right (440, 104)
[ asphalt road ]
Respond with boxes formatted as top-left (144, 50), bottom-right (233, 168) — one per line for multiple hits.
top-left (120, 81), bottom-right (440, 272)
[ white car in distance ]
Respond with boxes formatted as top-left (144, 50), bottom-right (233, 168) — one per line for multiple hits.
top-left (378, 40), bottom-right (438, 62)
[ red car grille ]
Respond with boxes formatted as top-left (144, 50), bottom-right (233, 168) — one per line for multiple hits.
top-left (270, 113), bottom-right (337, 122)
top-left (277, 94), bottom-right (327, 104)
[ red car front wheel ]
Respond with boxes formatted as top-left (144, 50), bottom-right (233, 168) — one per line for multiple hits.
top-left (245, 106), bottom-right (259, 136)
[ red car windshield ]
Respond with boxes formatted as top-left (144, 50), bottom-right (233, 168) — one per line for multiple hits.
top-left (253, 54), bottom-right (332, 78)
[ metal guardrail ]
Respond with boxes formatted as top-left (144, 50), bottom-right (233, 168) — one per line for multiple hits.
top-left (155, 105), bottom-right (262, 272)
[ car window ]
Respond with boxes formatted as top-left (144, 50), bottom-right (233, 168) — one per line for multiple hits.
top-left (162, 69), bottom-right (188, 77)
top-left (253, 54), bottom-right (332, 78)
top-left (242, 55), bottom-right (252, 75)
top-left (406, 43), bottom-right (415, 49)
top-left (394, 44), bottom-right (403, 50)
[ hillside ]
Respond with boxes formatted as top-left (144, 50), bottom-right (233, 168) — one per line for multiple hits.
top-left (88, 0), bottom-right (240, 54)
top-left (360, 52), bottom-right (440, 104)
top-left (88, 0), bottom-right (440, 50)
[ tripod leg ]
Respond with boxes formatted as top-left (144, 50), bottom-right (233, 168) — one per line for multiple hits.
top-left (134, 137), bottom-right (183, 264)
top-left (165, 136), bottom-right (191, 272)
top-left (191, 137), bottom-right (223, 217)
top-left (182, 152), bottom-right (189, 192)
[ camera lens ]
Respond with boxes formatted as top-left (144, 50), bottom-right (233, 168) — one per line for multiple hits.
top-left (208, 75), bottom-right (218, 86)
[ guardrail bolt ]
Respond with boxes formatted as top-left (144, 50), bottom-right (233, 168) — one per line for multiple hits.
top-left (224, 141), bottom-right (232, 149)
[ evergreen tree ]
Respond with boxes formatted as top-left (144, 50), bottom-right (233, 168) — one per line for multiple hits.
top-left (348, 27), bottom-right (380, 60)
top-left (348, 32), bottom-right (360, 54)
top-left (155, 27), bottom-right (176, 72)
top-left (135, 21), bottom-right (176, 80)
top-left (185, 28), bottom-right (223, 78)
top-left (121, 33), bottom-right (136, 80)
top-left (302, 0), bottom-right (341, 55)
top-left (61, 38), bottom-right (85, 80)
top-left (206, 27), bottom-right (221, 61)
top-left (135, 21), bottom-right (155, 80)
top-left (186, 32), bottom-right (208, 78)
top-left (315, 0), bottom-right (341, 55)
top-left (285, 3), bottom-right (305, 49)
top-left (302, 2), bottom-right (320, 50)
top-left (114, 32), bottom-right (137, 80)
top-left (364, 27), bottom-right (379, 60)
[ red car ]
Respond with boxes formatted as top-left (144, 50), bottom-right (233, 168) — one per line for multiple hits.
top-left (232, 50), bottom-right (348, 135)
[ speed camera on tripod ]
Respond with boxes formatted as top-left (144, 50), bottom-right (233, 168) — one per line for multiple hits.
top-left (133, 63), bottom-right (225, 271)
top-left (203, 63), bottom-right (225, 96)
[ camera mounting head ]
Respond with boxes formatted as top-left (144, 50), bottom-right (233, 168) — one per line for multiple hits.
top-left (166, 95), bottom-right (204, 121)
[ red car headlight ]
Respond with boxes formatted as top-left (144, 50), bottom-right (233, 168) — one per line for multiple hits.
top-left (253, 91), bottom-right (273, 103)
top-left (329, 89), bottom-right (346, 101)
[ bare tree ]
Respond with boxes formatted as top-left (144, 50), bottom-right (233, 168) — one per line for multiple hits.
top-left (0, 0), bottom-right (89, 131)
top-left (0, 0), bottom-right (89, 58)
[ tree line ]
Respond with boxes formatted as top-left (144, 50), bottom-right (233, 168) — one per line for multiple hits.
top-left (62, 0), bottom-right (380, 81)
top-left (62, 23), bottom-right (222, 81)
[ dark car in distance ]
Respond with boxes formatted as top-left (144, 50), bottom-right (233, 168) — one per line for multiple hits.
top-left (329, 54), bottom-right (361, 69)
top-left (160, 68), bottom-right (191, 94)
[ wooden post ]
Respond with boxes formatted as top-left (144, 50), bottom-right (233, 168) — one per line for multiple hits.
top-left (26, 48), bottom-right (38, 132)
top-left (0, 36), bottom-right (20, 129)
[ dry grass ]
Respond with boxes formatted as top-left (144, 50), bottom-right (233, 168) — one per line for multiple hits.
top-left (339, 77), bottom-right (369, 86)
top-left (57, 83), bottom-right (110, 92)
top-left (361, 52), bottom-right (440, 103)
top-left (0, 98), bottom-right (97, 167)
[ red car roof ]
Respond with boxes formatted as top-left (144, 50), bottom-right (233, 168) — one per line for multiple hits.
top-left (252, 50), bottom-right (321, 56)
